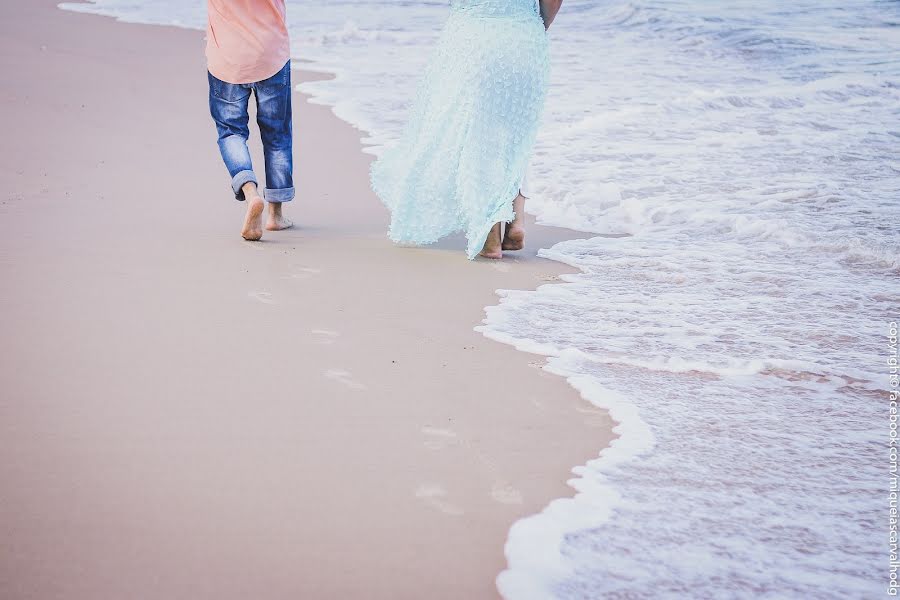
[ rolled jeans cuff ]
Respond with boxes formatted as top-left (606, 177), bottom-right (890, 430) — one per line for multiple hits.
top-left (231, 170), bottom-right (258, 201)
top-left (264, 186), bottom-right (295, 203)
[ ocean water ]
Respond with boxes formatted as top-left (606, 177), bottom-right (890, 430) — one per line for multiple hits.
top-left (61, 1), bottom-right (899, 597)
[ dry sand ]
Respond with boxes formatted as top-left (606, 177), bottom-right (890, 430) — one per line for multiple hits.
top-left (0, 1), bottom-right (613, 598)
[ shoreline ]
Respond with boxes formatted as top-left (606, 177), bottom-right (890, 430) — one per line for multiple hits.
top-left (0, 2), bottom-right (613, 598)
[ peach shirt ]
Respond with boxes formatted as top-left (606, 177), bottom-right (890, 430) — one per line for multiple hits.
top-left (206, 0), bottom-right (290, 84)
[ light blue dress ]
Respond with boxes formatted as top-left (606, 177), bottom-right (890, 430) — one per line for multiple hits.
top-left (371, 0), bottom-right (550, 259)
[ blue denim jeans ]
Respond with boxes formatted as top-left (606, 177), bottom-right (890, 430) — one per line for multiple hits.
top-left (208, 61), bottom-right (294, 202)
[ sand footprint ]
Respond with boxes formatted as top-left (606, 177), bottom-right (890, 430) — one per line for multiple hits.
top-left (282, 266), bottom-right (322, 280)
top-left (415, 484), bottom-right (464, 516)
top-left (491, 480), bottom-right (524, 505)
top-left (248, 291), bottom-right (275, 304)
top-left (420, 426), bottom-right (524, 507)
top-left (491, 262), bottom-right (511, 273)
top-left (324, 369), bottom-right (366, 391)
top-left (529, 397), bottom-right (546, 409)
top-left (421, 426), bottom-right (459, 450)
top-left (311, 329), bottom-right (340, 345)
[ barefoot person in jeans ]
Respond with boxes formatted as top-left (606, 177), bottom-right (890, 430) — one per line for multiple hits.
top-left (207, 0), bottom-right (294, 240)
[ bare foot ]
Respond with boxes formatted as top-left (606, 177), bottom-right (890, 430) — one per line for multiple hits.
top-left (241, 196), bottom-right (265, 241)
top-left (502, 193), bottom-right (526, 251)
top-left (266, 203), bottom-right (294, 231)
top-left (479, 222), bottom-right (503, 259)
top-left (266, 214), bottom-right (293, 231)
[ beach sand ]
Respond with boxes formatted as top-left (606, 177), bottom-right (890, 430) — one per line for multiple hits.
top-left (0, 1), bottom-right (612, 598)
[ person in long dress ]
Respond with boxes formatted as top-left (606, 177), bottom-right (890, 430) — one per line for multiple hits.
top-left (371, 0), bottom-right (563, 259)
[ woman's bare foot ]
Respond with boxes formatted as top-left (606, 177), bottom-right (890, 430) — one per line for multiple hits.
top-left (241, 183), bottom-right (265, 241)
top-left (479, 222), bottom-right (503, 259)
top-left (502, 193), bottom-right (526, 251)
top-left (266, 203), bottom-right (294, 231)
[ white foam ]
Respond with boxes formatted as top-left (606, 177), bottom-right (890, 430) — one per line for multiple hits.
top-left (497, 365), bottom-right (654, 599)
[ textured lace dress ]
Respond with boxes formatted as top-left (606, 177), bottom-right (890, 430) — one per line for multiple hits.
top-left (370, 0), bottom-right (550, 259)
